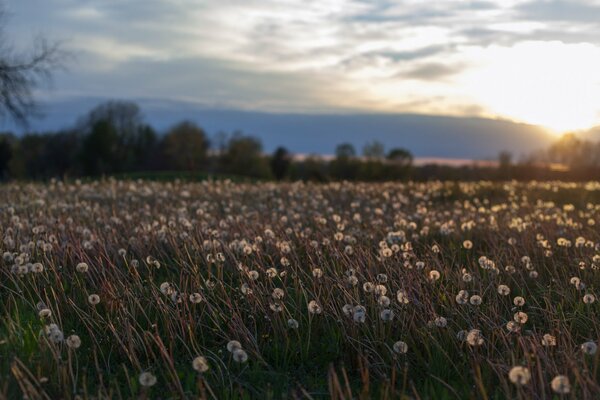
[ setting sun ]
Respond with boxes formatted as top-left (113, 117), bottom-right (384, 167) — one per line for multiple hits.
top-left (459, 41), bottom-right (600, 133)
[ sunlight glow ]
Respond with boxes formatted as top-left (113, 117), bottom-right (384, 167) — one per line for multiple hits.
top-left (459, 41), bottom-right (600, 133)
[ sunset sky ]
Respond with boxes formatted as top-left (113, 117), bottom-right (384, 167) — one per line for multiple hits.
top-left (8, 0), bottom-right (600, 134)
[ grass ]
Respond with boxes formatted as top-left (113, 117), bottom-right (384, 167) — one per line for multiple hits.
top-left (0, 180), bottom-right (599, 399)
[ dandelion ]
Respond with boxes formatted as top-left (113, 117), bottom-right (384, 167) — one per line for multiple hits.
top-left (160, 282), bottom-right (174, 295)
top-left (38, 308), bottom-right (52, 318)
top-left (240, 283), bottom-right (253, 295)
top-left (342, 304), bottom-right (353, 316)
top-left (497, 285), bottom-right (510, 296)
top-left (429, 270), bottom-right (441, 281)
top-left (308, 300), bottom-right (322, 314)
top-left (542, 334), bottom-right (557, 346)
top-left (287, 318), bottom-right (299, 329)
top-left (44, 324), bottom-right (64, 343)
top-left (353, 306), bottom-right (367, 323)
top-left (312, 268), bottom-right (323, 278)
top-left (272, 288), bottom-right (285, 300)
top-left (248, 270), bottom-right (259, 280)
top-left (462, 273), bottom-right (473, 283)
top-left (378, 295), bottom-right (391, 307)
top-left (513, 296), bottom-right (525, 306)
top-left (581, 341), bottom-right (597, 355)
top-left (192, 356), bottom-right (209, 372)
top-left (189, 293), bottom-right (203, 303)
top-left (529, 271), bottom-right (538, 279)
top-left (66, 335), bottom-right (81, 349)
top-left (456, 291), bottom-right (470, 306)
top-left (434, 316), bottom-right (447, 328)
top-left (506, 321), bottom-right (520, 333)
top-left (88, 294), bottom-right (100, 305)
top-left (393, 341), bottom-right (408, 354)
top-left (469, 295), bottom-right (482, 306)
top-left (550, 375), bottom-right (570, 394)
top-left (227, 340), bottom-right (242, 353)
top-left (31, 262), bottom-right (44, 273)
top-left (583, 294), bottom-right (596, 304)
top-left (396, 289), bottom-right (410, 304)
top-left (138, 372), bottom-right (157, 387)
top-left (232, 349), bottom-right (248, 363)
top-left (380, 309), bottom-right (394, 321)
top-left (463, 240), bottom-right (473, 249)
top-left (466, 329), bottom-right (484, 346)
top-left (514, 312), bottom-right (528, 324)
top-left (363, 282), bottom-right (374, 293)
top-left (374, 284), bottom-right (387, 296)
top-left (76, 262), bottom-right (89, 273)
top-left (508, 366), bottom-right (531, 386)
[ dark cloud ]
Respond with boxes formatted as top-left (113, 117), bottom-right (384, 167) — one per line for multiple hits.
top-left (402, 62), bottom-right (465, 81)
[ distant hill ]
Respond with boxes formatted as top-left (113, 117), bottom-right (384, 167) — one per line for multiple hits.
top-left (2, 96), bottom-right (557, 159)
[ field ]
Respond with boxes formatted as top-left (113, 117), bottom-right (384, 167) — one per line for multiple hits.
top-left (2, 180), bottom-right (600, 399)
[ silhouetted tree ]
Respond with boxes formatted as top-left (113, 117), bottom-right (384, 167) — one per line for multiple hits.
top-left (162, 121), bottom-right (209, 171)
top-left (221, 133), bottom-right (271, 178)
top-left (77, 100), bottom-right (156, 173)
top-left (0, 132), bottom-right (13, 179)
top-left (43, 130), bottom-right (81, 177)
top-left (81, 120), bottom-right (119, 175)
top-left (330, 142), bottom-right (360, 180)
top-left (497, 150), bottom-right (512, 179)
top-left (387, 148), bottom-right (413, 166)
top-left (335, 143), bottom-right (356, 158)
top-left (270, 146), bottom-right (291, 180)
top-left (362, 140), bottom-right (385, 159)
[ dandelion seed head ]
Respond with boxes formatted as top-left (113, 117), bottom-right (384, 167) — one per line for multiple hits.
top-left (66, 335), bottom-right (81, 349)
top-left (393, 341), bottom-right (408, 354)
top-left (308, 300), bottom-right (322, 314)
top-left (466, 329), bottom-right (484, 346)
top-left (232, 348), bottom-right (248, 363)
top-left (581, 341), bottom-right (597, 355)
top-left (76, 262), bottom-right (89, 273)
top-left (550, 375), bottom-right (570, 394)
top-left (88, 294), bottom-right (100, 305)
top-left (139, 372), bottom-right (157, 387)
top-left (192, 356), bottom-right (209, 372)
top-left (508, 366), bottom-right (531, 386)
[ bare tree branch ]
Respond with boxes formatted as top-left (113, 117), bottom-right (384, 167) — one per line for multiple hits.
top-left (0, 6), bottom-right (67, 127)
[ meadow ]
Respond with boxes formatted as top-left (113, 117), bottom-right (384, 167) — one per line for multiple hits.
top-left (1, 179), bottom-right (600, 399)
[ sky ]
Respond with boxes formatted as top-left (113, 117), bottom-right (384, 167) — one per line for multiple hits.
top-left (7, 0), bottom-right (600, 134)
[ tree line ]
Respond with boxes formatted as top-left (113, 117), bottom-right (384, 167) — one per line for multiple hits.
top-left (1, 100), bottom-right (600, 182)
top-left (0, 100), bottom-right (415, 181)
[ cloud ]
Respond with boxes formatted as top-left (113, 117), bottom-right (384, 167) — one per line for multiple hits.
top-left (6, 0), bottom-right (600, 130)
top-left (402, 63), bottom-right (465, 81)
top-left (517, 0), bottom-right (600, 23)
